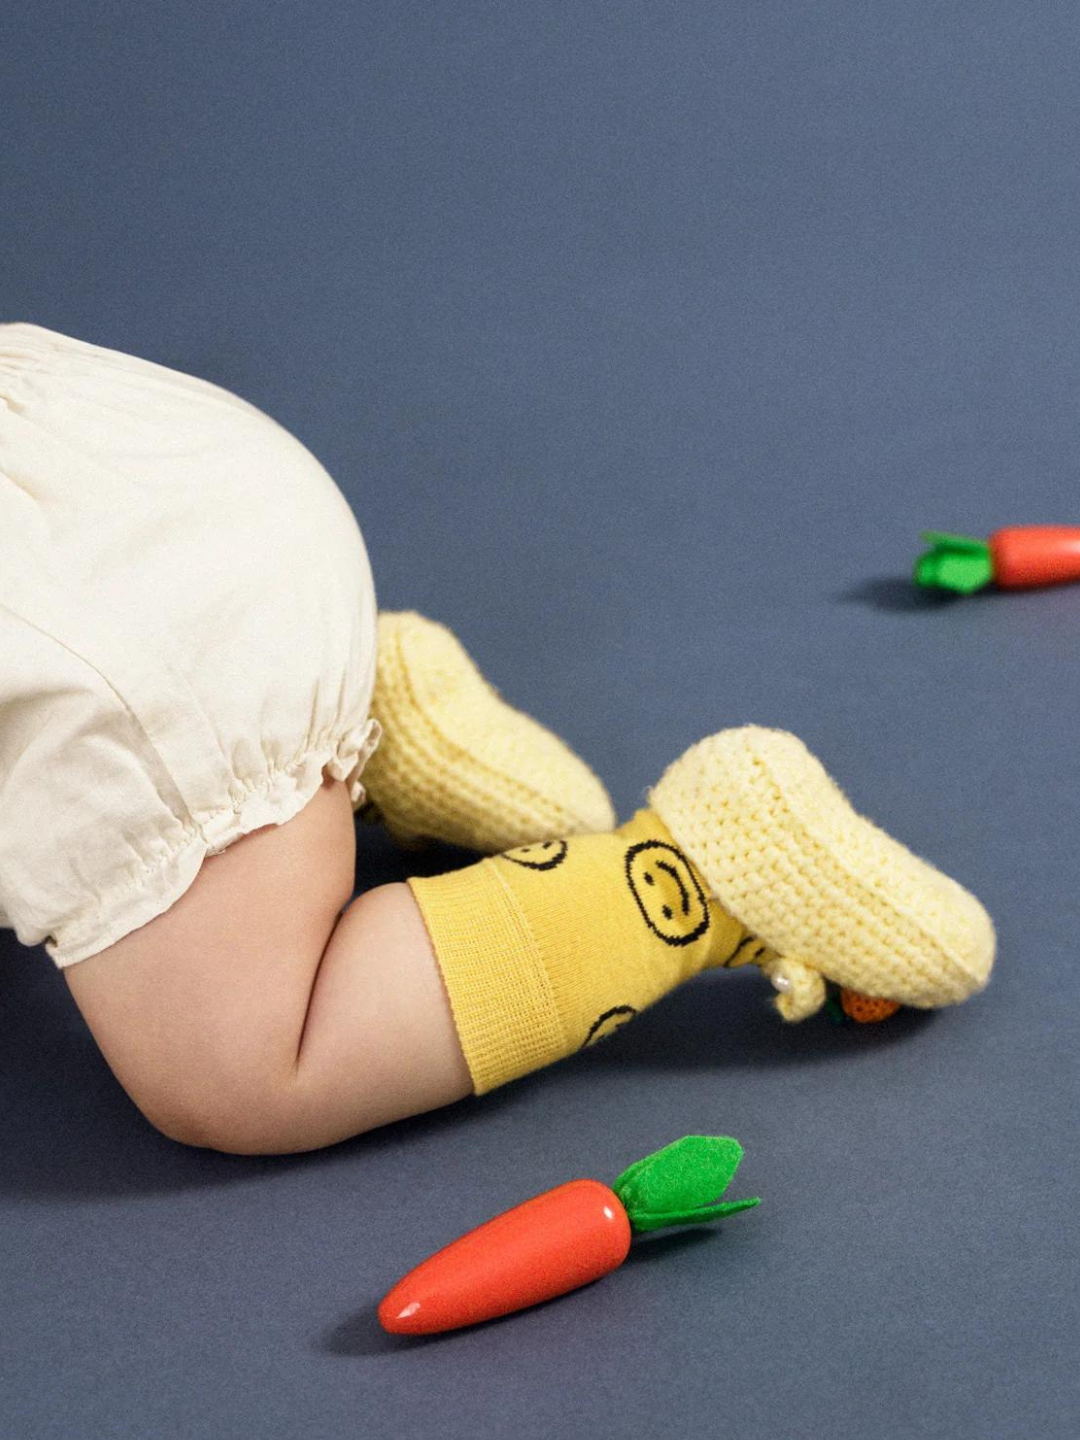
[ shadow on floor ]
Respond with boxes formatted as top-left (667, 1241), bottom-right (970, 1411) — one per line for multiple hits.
top-left (572, 968), bottom-right (934, 1075)
top-left (828, 575), bottom-right (973, 612)
top-left (830, 573), bottom-right (1026, 612)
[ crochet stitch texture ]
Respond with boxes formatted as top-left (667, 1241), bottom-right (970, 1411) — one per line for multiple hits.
top-left (362, 611), bottom-right (616, 853)
top-left (649, 725), bottom-right (995, 1019)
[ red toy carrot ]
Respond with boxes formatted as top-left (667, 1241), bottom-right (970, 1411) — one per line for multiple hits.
top-left (378, 1135), bottom-right (759, 1335)
top-left (913, 526), bottom-right (1080, 594)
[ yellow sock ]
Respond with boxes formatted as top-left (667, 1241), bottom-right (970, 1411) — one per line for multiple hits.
top-left (407, 808), bottom-right (773, 1095)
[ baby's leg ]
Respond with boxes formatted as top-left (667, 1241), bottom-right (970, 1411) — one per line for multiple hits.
top-left (65, 726), bottom-right (995, 1157)
top-left (65, 772), bottom-right (734, 1156)
top-left (64, 774), bottom-right (750, 1157)
top-left (64, 774), bottom-right (472, 1154)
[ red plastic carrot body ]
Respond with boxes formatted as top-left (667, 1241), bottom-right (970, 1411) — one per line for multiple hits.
top-left (989, 526), bottom-right (1080, 588)
top-left (379, 1179), bottom-right (630, 1334)
top-left (378, 1135), bottom-right (759, 1336)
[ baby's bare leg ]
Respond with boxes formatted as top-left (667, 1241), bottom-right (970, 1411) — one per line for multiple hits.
top-left (290, 880), bottom-right (473, 1144)
top-left (64, 775), bottom-right (471, 1155)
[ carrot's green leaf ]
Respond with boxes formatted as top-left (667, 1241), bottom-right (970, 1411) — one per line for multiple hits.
top-left (913, 533), bottom-right (993, 593)
top-left (629, 1196), bottom-right (761, 1233)
top-left (918, 530), bottom-right (987, 552)
top-left (612, 1136), bottom-right (757, 1232)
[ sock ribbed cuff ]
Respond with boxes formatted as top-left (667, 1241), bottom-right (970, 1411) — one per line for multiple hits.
top-left (407, 862), bottom-right (569, 1095)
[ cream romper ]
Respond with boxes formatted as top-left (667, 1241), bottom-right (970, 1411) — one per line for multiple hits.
top-left (0, 323), bottom-right (380, 968)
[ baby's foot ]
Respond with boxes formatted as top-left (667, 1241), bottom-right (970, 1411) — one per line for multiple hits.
top-left (361, 611), bottom-right (616, 853)
top-left (648, 725), bottom-right (995, 1021)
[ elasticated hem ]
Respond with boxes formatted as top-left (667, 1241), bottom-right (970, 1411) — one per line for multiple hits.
top-left (47, 717), bottom-right (380, 969)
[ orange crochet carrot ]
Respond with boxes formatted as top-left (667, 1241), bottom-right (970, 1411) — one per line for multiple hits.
top-left (840, 988), bottom-right (901, 1024)
top-left (378, 1135), bottom-right (759, 1335)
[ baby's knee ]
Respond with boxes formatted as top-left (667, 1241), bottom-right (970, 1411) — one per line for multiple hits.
top-left (133, 1052), bottom-right (271, 1154)
top-left (66, 940), bottom-right (336, 1156)
top-left (150, 1055), bottom-right (388, 1156)
top-left (146, 1072), bottom-right (300, 1156)
top-left (129, 997), bottom-right (386, 1156)
top-left (115, 992), bottom-right (353, 1155)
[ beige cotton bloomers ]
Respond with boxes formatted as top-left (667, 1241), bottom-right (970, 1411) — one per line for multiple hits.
top-left (0, 322), bottom-right (381, 968)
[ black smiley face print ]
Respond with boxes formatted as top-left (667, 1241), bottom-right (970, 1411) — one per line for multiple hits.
top-left (579, 1005), bottom-right (639, 1049)
top-left (624, 840), bottom-right (711, 946)
top-left (500, 839), bottom-right (569, 870)
top-left (721, 933), bottom-right (768, 968)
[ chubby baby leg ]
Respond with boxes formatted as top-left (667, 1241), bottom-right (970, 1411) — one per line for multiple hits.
top-left (65, 726), bottom-right (996, 1158)
top-left (63, 773), bottom-right (472, 1155)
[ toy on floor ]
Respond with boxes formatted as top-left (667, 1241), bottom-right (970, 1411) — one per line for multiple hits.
top-left (378, 1135), bottom-right (759, 1335)
top-left (913, 526), bottom-right (1080, 594)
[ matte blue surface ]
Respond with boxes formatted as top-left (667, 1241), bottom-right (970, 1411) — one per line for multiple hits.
top-left (3, 3), bottom-right (1079, 1436)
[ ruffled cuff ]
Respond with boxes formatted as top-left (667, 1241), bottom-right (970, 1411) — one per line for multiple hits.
top-left (325, 715), bottom-right (382, 808)
top-left (200, 715), bottom-right (383, 856)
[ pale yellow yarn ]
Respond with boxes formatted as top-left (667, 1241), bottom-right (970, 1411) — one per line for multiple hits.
top-left (759, 955), bottom-right (828, 1022)
top-left (362, 611), bottom-right (616, 853)
top-left (649, 725), bottom-right (996, 1019)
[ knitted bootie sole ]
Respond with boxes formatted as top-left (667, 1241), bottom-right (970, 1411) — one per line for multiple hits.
top-left (362, 611), bottom-right (617, 853)
top-left (649, 725), bottom-right (996, 1021)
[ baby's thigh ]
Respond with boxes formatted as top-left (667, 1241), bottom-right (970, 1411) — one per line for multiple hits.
top-left (63, 773), bottom-right (357, 1140)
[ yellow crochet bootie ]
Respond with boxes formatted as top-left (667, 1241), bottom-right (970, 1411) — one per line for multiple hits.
top-left (649, 725), bottom-right (996, 1020)
top-left (361, 611), bottom-right (616, 852)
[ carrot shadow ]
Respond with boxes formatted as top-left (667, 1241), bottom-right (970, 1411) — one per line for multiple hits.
top-left (621, 1226), bottom-right (717, 1265)
top-left (320, 1274), bottom-right (585, 1356)
top-left (318, 1268), bottom-right (612, 1358)
top-left (830, 576), bottom-right (966, 612)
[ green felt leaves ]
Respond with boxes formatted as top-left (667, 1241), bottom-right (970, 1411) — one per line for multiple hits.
top-left (912, 531), bottom-right (994, 594)
top-left (611, 1135), bottom-right (761, 1234)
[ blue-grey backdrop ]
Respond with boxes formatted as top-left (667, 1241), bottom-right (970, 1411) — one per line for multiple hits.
top-left (2, 3), bottom-right (1078, 1437)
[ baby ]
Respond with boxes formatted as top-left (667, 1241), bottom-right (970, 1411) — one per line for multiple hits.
top-left (0, 322), bottom-right (996, 1155)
